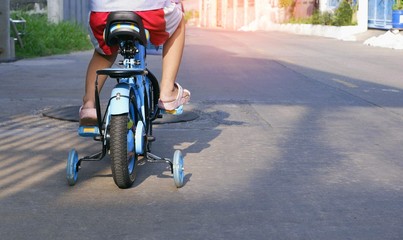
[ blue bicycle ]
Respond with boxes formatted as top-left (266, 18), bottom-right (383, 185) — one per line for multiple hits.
top-left (66, 11), bottom-right (185, 189)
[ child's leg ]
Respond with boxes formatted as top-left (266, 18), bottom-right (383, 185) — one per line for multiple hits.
top-left (82, 50), bottom-right (117, 109)
top-left (83, 11), bottom-right (118, 111)
top-left (138, 4), bottom-right (190, 109)
top-left (159, 16), bottom-right (186, 103)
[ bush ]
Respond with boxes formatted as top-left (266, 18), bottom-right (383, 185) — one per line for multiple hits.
top-left (333, 0), bottom-right (353, 26)
top-left (11, 11), bottom-right (92, 58)
top-left (279, 0), bottom-right (294, 8)
top-left (310, 10), bottom-right (333, 25)
top-left (293, 1), bottom-right (354, 26)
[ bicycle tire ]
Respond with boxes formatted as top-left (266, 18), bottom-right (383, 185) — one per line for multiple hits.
top-left (144, 72), bottom-right (158, 152)
top-left (146, 70), bottom-right (160, 108)
top-left (110, 113), bottom-right (137, 189)
top-left (143, 85), bottom-right (152, 152)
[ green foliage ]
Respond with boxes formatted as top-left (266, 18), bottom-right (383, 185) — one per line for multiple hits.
top-left (333, 0), bottom-right (353, 26)
top-left (11, 12), bottom-right (92, 59)
top-left (279, 0), bottom-right (294, 8)
top-left (289, 1), bottom-right (355, 26)
top-left (393, 0), bottom-right (403, 10)
top-left (312, 11), bottom-right (334, 25)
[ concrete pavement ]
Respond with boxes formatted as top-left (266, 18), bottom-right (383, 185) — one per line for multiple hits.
top-left (1, 27), bottom-right (403, 239)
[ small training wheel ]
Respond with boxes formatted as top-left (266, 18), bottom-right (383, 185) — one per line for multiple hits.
top-left (135, 121), bottom-right (145, 154)
top-left (172, 150), bottom-right (185, 188)
top-left (66, 149), bottom-right (79, 186)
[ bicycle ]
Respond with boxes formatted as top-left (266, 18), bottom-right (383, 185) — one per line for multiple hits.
top-left (66, 11), bottom-right (185, 189)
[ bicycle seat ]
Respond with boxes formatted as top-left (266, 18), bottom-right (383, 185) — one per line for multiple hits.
top-left (104, 11), bottom-right (147, 46)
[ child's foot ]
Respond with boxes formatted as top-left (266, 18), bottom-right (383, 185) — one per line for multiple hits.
top-left (158, 83), bottom-right (190, 111)
top-left (79, 106), bottom-right (97, 126)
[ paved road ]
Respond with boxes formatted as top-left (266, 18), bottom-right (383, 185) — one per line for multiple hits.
top-left (1, 27), bottom-right (403, 240)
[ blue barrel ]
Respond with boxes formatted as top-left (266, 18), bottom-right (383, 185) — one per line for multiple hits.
top-left (392, 10), bottom-right (403, 29)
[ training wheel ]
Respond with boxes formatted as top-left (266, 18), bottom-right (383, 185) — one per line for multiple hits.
top-left (66, 149), bottom-right (79, 186)
top-left (135, 121), bottom-right (145, 154)
top-left (172, 150), bottom-right (185, 188)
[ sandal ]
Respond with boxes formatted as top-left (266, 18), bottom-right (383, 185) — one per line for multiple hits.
top-left (158, 83), bottom-right (190, 111)
top-left (79, 106), bottom-right (98, 126)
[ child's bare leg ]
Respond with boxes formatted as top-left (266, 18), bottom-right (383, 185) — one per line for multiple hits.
top-left (159, 16), bottom-right (186, 102)
top-left (82, 50), bottom-right (117, 109)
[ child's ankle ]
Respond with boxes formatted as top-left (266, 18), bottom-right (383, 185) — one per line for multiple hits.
top-left (82, 101), bottom-right (95, 109)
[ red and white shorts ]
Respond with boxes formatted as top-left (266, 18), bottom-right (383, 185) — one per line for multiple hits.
top-left (88, 2), bottom-right (183, 55)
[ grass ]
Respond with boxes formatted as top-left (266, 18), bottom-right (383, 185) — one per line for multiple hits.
top-left (11, 11), bottom-right (92, 59)
top-left (286, 0), bottom-right (357, 26)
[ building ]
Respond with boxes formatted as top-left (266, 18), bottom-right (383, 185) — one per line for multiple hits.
top-left (198, 0), bottom-right (394, 31)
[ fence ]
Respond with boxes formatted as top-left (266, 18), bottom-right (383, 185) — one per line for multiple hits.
top-left (48, 0), bottom-right (89, 26)
top-left (62, 0), bottom-right (89, 25)
top-left (368, 0), bottom-right (394, 29)
top-left (10, 0), bottom-right (46, 10)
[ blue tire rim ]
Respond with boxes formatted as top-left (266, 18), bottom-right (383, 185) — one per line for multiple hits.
top-left (67, 149), bottom-right (78, 185)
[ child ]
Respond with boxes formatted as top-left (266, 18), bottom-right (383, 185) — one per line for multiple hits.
top-left (79, 0), bottom-right (190, 126)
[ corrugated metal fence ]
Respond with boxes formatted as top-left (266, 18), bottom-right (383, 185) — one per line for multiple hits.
top-left (368, 0), bottom-right (394, 29)
top-left (62, 0), bottom-right (89, 25)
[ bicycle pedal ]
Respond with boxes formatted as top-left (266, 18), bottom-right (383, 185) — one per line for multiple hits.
top-left (160, 105), bottom-right (183, 115)
top-left (147, 136), bottom-right (156, 142)
top-left (78, 126), bottom-right (100, 137)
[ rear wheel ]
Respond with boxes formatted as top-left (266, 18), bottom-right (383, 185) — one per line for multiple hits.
top-left (145, 72), bottom-right (159, 152)
top-left (110, 114), bottom-right (137, 189)
top-left (146, 70), bottom-right (160, 109)
top-left (144, 86), bottom-right (152, 152)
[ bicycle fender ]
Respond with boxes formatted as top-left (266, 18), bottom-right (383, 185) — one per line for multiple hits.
top-left (109, 84), bottom-right (130, 115)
